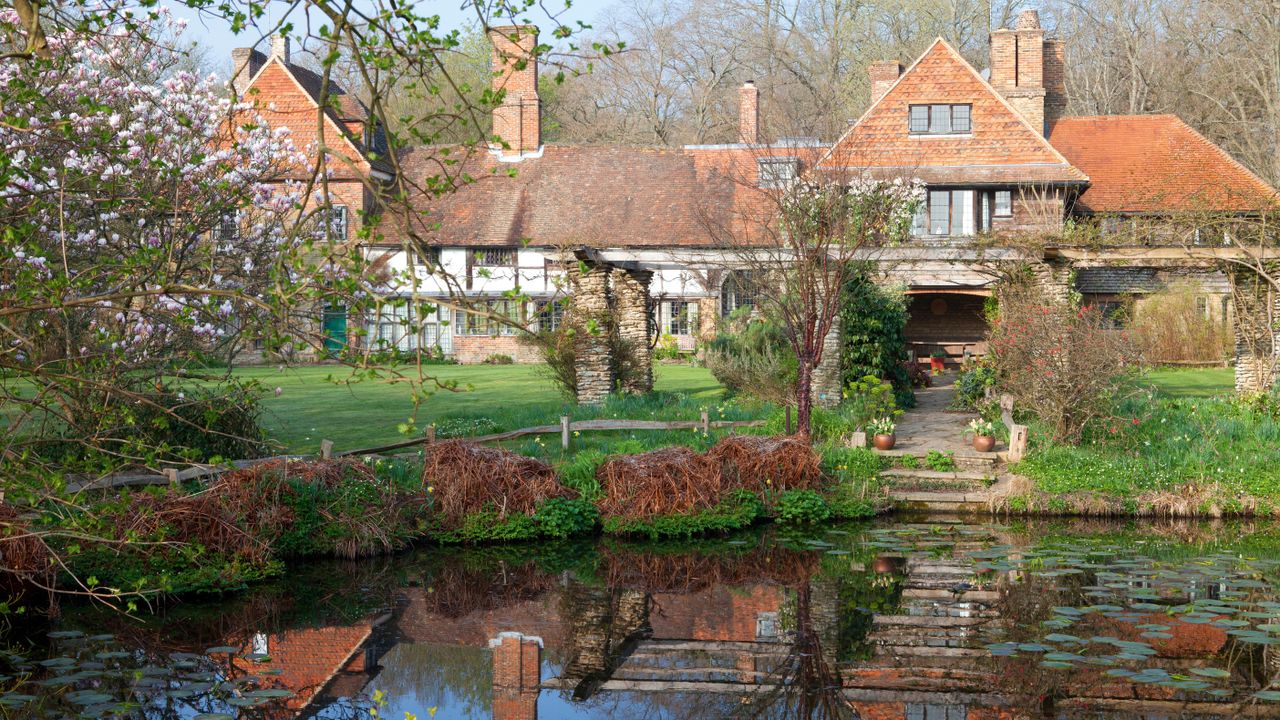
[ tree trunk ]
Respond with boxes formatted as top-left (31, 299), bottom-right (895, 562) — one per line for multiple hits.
top-left (795, 356), bottom-right (814, 439)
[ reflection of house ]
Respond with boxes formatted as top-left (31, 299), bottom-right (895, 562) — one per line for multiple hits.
top-left (232, 13), bottom-right (1278, 376)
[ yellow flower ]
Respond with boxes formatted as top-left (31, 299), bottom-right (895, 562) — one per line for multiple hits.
top-left (427, 486), bottom-right (435, 493)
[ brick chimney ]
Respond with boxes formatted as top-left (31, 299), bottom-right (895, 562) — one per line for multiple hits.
top-left (230, 47), bottom-right (263, 98)
top-left (869, 61), bottom-right (904, 105)
top-left (270, 34), bottom-right (291, 64)
top-left (489, 25), bottom-right (541, 157)
top-left (989, 9), bottom-right (1047, 134)
top-left (738, 80), bottom-right (760, 144)
top-left (1043, 38), bottom-right (1067, 129)
top-left (490, 632), bottom-right (541, 720)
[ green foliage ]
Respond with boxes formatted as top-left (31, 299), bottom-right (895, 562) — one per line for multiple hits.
top-left (434, 416), bottom-right (501, 439)
top-left (777, 489), bottom-right (832, 524)
top-left (482, 353), bottom-right (515, 365)
top-left (434, 508), bottom-right (542, 544)
top-left (557, 450), bottom-right (606, 500)
top-left (654, 333), bottom-right (682, 361)
top-left (704, 312), bottom-right (797, 405)
top-left (841, 375), bottom-right (901, 429)
top-left (825, 482), bottom-right (879, 520)
top-left (953, 362), bottom-right (997, 410)
top-left (924, 450), bottom-right (956, 472)
top-left (839, 269), bottom-right (914, 407)
top-left (820, 445), bottom-right (885, 484)
top-left (601, 490), bottom-right (764, 540)
top-left (899, 454), bottom-right (918, 469)
top-left (535, 498), bottom-right (599, 538)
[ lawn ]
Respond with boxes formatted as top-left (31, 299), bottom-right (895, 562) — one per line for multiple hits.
top-left (234, 363), bottom-right (727, 453)
top-left (1141, 367), bottom-right (1235, 398)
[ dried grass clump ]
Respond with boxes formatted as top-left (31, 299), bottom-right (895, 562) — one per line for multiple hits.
top-left (421, 440), bottom-right (567, 524)
top-left (0, 503), bottom-right (52, 596)
top-left (708, 435), bottom-right (824, 493)
top-left (596, 447), bottom-right (723, 521)
top-left (118, 491), bottom-right (269, 564)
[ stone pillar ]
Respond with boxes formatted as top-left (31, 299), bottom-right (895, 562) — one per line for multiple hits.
top-left (611, 268), bottom-right (654, 394)
top-left (568, 264), bottom-right (615, 404)
top-left (1229, 266), bottom-right (1280, 393)
top-left (490, 632), bottom-right (542, 720)
top-left (810, 316), bottom-right (843, 409)
top-left (696, 297), bottom-right (719, 341)
top-left (1031, 260), bottom-right (1074, 304)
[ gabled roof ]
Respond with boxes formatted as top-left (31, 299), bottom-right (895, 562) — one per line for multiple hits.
top-left (240, 50), bottom-right (391, 176)
top-left (381, 144), bottom-right (809, 249)
top-left (1048, 115), bottom-right (1278, 214)
top-left (817, 38), bottom-right (1086, 186)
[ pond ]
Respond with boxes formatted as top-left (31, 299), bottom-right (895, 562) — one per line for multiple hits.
top-left (7, 515), bottom-right (1280, 719)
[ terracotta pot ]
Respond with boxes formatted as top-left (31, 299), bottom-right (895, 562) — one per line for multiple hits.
top-left (873, 433), bottom-right (896, 451)
top-left (930, 357), bottom-right (946, 371)
top-left (972, 435), bottom-right (996, 452)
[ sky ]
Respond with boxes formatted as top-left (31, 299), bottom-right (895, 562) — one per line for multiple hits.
top-left (164, 0), bottom-right (617, 75)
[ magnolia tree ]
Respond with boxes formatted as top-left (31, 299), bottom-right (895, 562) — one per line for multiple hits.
top-left (0, 9), bottom-right (356, 476)
top-left (707, 172), bottom-right (923, 437)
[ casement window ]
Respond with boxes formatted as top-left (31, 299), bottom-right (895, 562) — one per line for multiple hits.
top-left (908, 104), bottom-right (972, 135)
top-left (327, 205), bottom-right (349, 239)
top-left (470, 247), bottom-right (517, 267)
top-left (758, 157), bottom-right (799, 189)
top-left (915, 189), bottom-right (974, 237)
top-left (1195, 296), bottom-right (1210, 320)
top-left (370, 302), bottom-right (450, 352)
top-left (413, 246), bottom-right (442, 268)
top-left (721, 271), bottom-right (764, 317)
top-left (994, 190), bottom-right (1013, 217)
top-left (457, 299), bottom-right (521, 336)
top-left (667, 300), bottom-right (698, 335)
top-left (213, 213), bottom-right (239, 246)
top-left (536, 299), bottom-right (566, 332)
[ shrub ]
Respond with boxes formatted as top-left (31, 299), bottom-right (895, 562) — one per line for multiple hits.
top-left (901, 360), bottom-right (932, 389)
top-left (434, 416), bottom-right (501, 439)
top-left (989, 278), bottom-right (1141, 443)
top-left (777, 489), bottom-right (832, 524)
top-left (825, 482), bottom-right (878, 519)
top-left (704, 311), bottom-right (797, 405)
top-left (654, 333), bottom-right (681, 361)
top-left (524, 312), bottom-right (648, 400)
top-left (924, 450), bottom-right (956, 471)
top-left (535, 497), bottom-right (599, 538)
top-left (558, 450), bottom-right (606, 501)
top-left (820, 445), bottom-right (884, 484)
top-left (435, 509), bottom-right (540, 544)
top-left (953, 361), bottom-right (996, 410)
top-left (839, 269), bottom-right (914, 407)
top-left (842, 375), bottom-right (900, 430)
top-left (1128, 282), bottom-right (1232, 364)
top-left (482, 353), bottom-right (515, 365)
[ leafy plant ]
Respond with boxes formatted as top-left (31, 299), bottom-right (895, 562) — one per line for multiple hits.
top-left (953, 362), bottom-right (997, 410)
top-left (704, 310), bottom-right (798, 405)
top-left (777, 489), bottom-right (832, 524)
top-left (654, 333), bottom-right (682, 361)
top-left (867, 417), bottom-right (896, 436)
top-left (924, 450), bottom-right (956, 471)
top-left (534, 498), bottom-right (599, 539)
top-left (967, 419), bottom-right (997, 438)
top-left (839, 268), bottom-right (914, 407)
top-left (842, 375), bottom-right (901, 429)
top-left (482, 353), bottom-right (515, 365)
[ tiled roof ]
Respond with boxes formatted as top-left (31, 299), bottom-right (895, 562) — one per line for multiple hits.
top-left (1049, 115), bottom-right (1279, 213)
top-left (382, 144), bottom-right (808, 248)
top-left (817, 38), bottom-right (1086, 186)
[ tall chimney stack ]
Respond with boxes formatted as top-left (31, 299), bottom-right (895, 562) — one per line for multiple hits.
top-left (230, 47), bottom-right (263, 98)
top-left (269, 34), bottom-right (291, 64)
top-left (489, 25), bottom-right (541, 157)
top-left (869, 61), bottom-right (904, 105)
top-left (738, 80), bottom-right (760, 144)
top-left (1043, 38), bottom-right (1067, 129)
top-left (989, 10), bottom-right (1048, 135)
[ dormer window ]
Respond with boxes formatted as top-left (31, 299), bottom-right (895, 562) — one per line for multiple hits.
top-left (909, 104), bottom-right (971, 135)
top-left (758, 157), bottom-right (799, 189)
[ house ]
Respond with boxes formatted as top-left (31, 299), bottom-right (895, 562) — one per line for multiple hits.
top-left (231, 12), bottom-right (1277, 376)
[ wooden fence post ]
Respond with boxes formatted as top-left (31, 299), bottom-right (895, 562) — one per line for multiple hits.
top-left (785, 405), bottom-right (792, 435)
top-left (320, 439), bottom-right (333, 460)
top-left (700, 410), bottom-right (710, 435)
top-left (164, 468), bottom-right (179, 487)
top-left (1008, 424), bottom-right (1029, 463)
top-left (561, 415), bottom-right (571, 450)
top-left (426, 426), bottom-right (436, 445)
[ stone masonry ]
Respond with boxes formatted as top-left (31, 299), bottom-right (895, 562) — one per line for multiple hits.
top-left (612, 268), bottom-right (654, 394)
top-left (569, 263), bottom-right (615, 404)
top-left (1230, 266), bottom-right (1280, 392)
top-left (811, 317), bottom-right (843, 408)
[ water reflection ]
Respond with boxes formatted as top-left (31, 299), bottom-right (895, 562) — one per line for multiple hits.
top-left (8, 518), bottom-right (1280, 719)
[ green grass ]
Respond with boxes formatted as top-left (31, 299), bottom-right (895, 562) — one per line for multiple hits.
top-left (234, 363), bottom-right (727, 454)
top-left (1141, 367), bottom-right (1235, 398)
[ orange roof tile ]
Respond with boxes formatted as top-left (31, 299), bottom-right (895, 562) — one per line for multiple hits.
top-left (818, 38), bottom-right (1085, 186)
top-left (1049, 115), bottom-right (1278, 213)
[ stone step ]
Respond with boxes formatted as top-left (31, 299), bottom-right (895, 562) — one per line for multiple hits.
top-left (874, 448), bottom-right (999, 466)
top-left (903, 588), bottom-right (1001, 603)
top-left (873, 615), bottom-right (988, 628)
top-left (890, 490), bottom-right (992, 514)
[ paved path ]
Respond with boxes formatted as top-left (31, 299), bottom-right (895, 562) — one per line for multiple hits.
top-left (891, 372), bottom-right (979, 454)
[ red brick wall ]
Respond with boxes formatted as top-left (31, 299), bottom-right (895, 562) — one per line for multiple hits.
top-left (905, 293), bottom-right (989, 357)
top-left (489, 26), bottom-right (540, 155)
top-left (451, 334), bottom-right (543, 364)
top-left (491, 633), bottom-right (541, 720)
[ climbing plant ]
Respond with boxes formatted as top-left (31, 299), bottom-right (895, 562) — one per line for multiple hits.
top-left (838, 267), bottom-right (914, 407)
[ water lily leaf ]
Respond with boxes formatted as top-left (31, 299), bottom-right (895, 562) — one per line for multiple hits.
top-left (204, 646), bottom-right (240, 655)
top-left (1040, 661), bottom-right (1073, 669)
top-left (1190, 668), bottom-right (1231, 679)
top-left (245, 689), bottom-right (293, 698)
top-left (1255, 691), bottom-right (1280, 701)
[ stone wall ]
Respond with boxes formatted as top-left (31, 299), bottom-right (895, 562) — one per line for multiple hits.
top-left (811, 316), bottom-right (844, 408)
top-left (1230, 267), bottom-right (1280, 392)
top-left (612, 268), bottom-right (654, 394)
top-left (451, 334), bottom-right (543, 365)
top-left (568, 264), bottom-right (615, 404)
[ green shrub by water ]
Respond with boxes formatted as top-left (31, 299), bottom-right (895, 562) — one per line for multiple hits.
top-left (777, 490), bottom-right (832, 524)
top-left (601, 490), bottom-right (765, 540)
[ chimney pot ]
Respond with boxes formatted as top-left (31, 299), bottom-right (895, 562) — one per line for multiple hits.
top-left (738, 80), bottom-right (760, 145)
top-left (230, 47), bottom-right (262, 97)
top-left (1015, 9), bottom-right (1042, 30)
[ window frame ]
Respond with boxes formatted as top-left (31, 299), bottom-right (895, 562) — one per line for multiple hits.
top-left (993, 190), bottom-right (1013, 218)
top-left (757, 157), bottom-right (799, 189)
top-left (668, 300), bottom-right (697, 336)
top-left (327, 205), bottom-right (348, 239)
top-left (413, 246), bottom-right (442, 268)
top-left (470, 247), bottom-right (518, 268)
top-left (907, 104), bottom-right (974, 136)
top-left (456, 299), bottom-right (521, 336)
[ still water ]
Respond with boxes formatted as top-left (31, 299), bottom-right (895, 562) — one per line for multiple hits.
top-left (7, 516), bottom-right (1280, 719)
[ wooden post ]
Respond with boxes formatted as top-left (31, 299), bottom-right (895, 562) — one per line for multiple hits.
top-left (561, 415), bottom-right (571, 450)
top-left (785, 405), bottom-right (792, 435)
top-left (320, 439), bottom-right (333, 459)
top-left (164, 468), bottom-right (179, 487)
top-left (700, 410), bottom-right (710, 435)
top-left (426, 426), bottom-right (436, 445)
top-left (1009, 424), bottom-right (1029, 463)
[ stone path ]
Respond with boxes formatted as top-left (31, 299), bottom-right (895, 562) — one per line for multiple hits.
top-left (890, 372), bottom-right (977, 454)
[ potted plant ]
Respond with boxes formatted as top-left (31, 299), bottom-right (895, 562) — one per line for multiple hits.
top-left (967, 418), bottom-right (997, 452)
top-left (868, 417), bottom-right (897, 451)
top-left (930, 349), bottom-right (947, 373)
